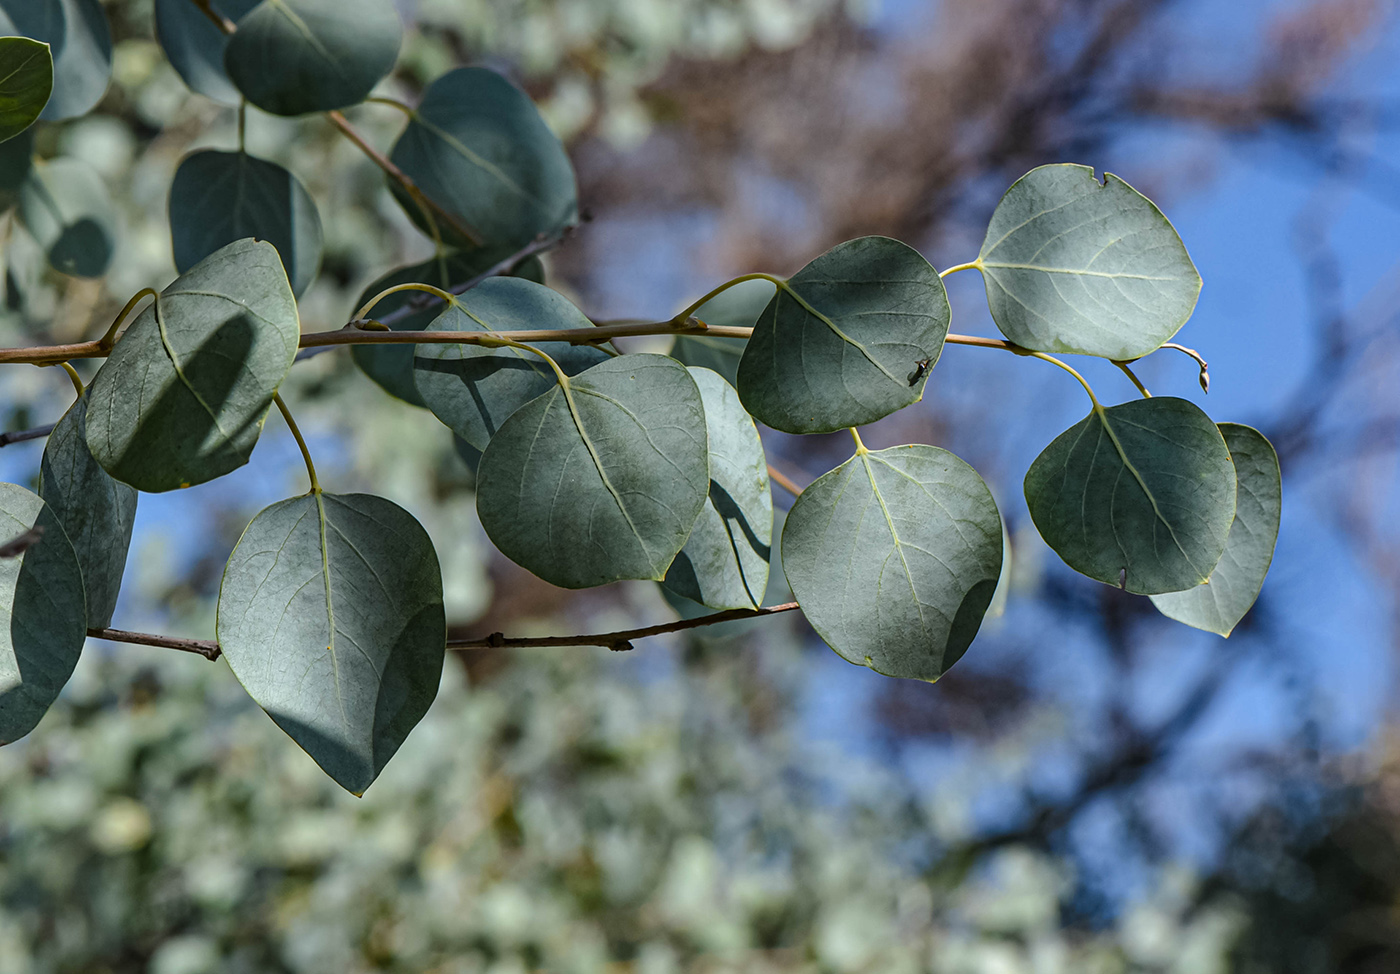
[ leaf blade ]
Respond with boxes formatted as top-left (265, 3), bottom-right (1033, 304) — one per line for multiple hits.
top-left (0, 36), bottom-right (52, 143)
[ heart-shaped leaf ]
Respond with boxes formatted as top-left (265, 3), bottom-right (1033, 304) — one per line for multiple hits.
top-left (662, 368), bottom-right (772, 610)
top-left (975, 164), bottom-right (1202, 360)
top-left (1151, 423), bottom-right (1281, 635)
top-left (0, 37), bottom-right (52, 143)
top-left (217, 491), bottom-right (445, 795)
top-left (0, 0), bottom-right (110, 121)
top-left (388, 67), bottom-right (578, 249)
top-left (1024, 396), bottom-right (1235, 595)
top-left (735, 236), bottom-right (950, 434)
top-left (85, 238), bottom-right (300, 492)
top-left (476, 354), bottom-right (709, 589)
top-left (412, 278), bottom-right (610, 451)
top-left (223, 0), bottom-right (402, 116)
top-left (38, 395), bottom-right (136, 629)
top-left (154, 0), bottom-right (260, 104)
top-left (17, 156), bottom-right (116, 278)
top-left (0, 482), bottom-right (86, 746)
top-left (351, 248), bottom-right (545, 406)
top-left (782, 444), bottom-right (1003, 681)
top-left (170, 149), bottom-right (324, 296)
top-left (671, 278), bottom-right (772, 387)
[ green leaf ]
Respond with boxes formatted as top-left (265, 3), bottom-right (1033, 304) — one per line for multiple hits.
top-left (0, 37), bottom-right (51, 143)
top-left (388, 67), bottom-right (578, 250)
top-left (217, 491), bottom-right (445, 795)
top-left (975, 164), bottom-right (1202, 360)
top-left (0, 0), bottom-right (110, 121)
top-left (0, 125), bottom-right (32, 208)
top-left (1024, 396), bottom-right (1236, 595)
top-left (223, 0), bottom-right (402, 116)
top-left (17, 156), bottom-right (116, 278)
top-left (476, 354), bottom-right (709, 589)
top-left (85, 239), bottom-right (300, 492)
top-left (38, 395), bottom-right (136, 629)
top-left (670, 278), bottom-right (772, 387)
top-left (662, 368), bottom-right (772, 610)
top-left (154, 0), bottom-right (260, 105)
top-left (351, 248), bottom-right (544, 407)
top-left (735, 237), bottom-right (950, 434)
top-left (169, 149), bottom-right (324, 297)
top-left (1151, 424), bottom-right (1281, 636)
top-left (412, 278), bottom-right (609, 451)
top-left (0, 482), bottom-right (86, 746)
top-left (782, 444), bottom-right (1003, 681)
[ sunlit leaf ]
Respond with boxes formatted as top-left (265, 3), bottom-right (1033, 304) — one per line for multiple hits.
top-left (736, 237), bottom-right (949, 434)
top-left (217, 491), bottom-right (445, 795)
top-left (782, 444), bottom-right (1003, 681)
top-left (0, 0), bottom-right (110, 121)
top-left (1151, 423), bottom-right (1281, 635)
top-left (0, 37), bottom-right (52, 143)
top-left (1024, 396), bottom-right (1235, 595)
top-left (17, 156), bottom-right (116, 278)
top-left (671, 278), bottom-right (772, 386)
top-left (975, 164), bottom-right (1201, 360)
top-left (476, 354), bottom-right (709, 589)
top-left (154, 0), bottom-right (260, 105)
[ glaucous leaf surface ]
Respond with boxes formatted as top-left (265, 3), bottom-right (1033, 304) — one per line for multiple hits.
top-left (662, 368), bottom-right (772, 610)
top-left (217, 491), bottom-right (446, 795)
top-left (412, 278), bottom-right (609, 451)
top-left (388, 67), bottom-right (578, 250)
top-left (1151, 424), bottom-right (1281, 635)
top-left (1024, 397), bottom-right (1235, 595)
top-left (154, 0), bottom-right (260, 104)
top-left (169, 149), bottom-right (323, 297)
top-left (85, 239), bottom-right (300, 492)
top-left (976, 164), bottom-right (1201, 360)
top-left (476, 354), bottom-right (709, 589)
top-left (351, 249), bottom-right (544, 407)
top-left (0, 0), bottom-right (110, 121)
top-left (782, 444), bottom-right (1002, 681)
top-left (38, 396), bottom-right (136, 629)
top-left (671, 278), bottom-right (773, 386)
top-left (0, 482), bottom-right (85, 746)
top-left (736, 237), bottom-right (950, 434)
top-left (17, 156), bottom-right (115, 277)
top-left (0, 37), bottom-right (51, 143)
top-left (223, 0), bottom-right (402, 116)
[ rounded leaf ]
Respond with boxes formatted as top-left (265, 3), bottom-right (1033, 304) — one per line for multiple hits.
top-left (154, 0), bottom-right (260, 104)
top-left (736, 237), bottom-right (950, 434)
top-left (85, 239), bottom-right (300, 492)
top-left (671, 278), bottom-right (773, 386)
top-left (976, 164), bottom-right (1202, 360)
top-left (0, 37), bottom-right (52, 143)
top-left (170, 149), bottom-right (324, 296)
top-left (1151, 424), bottom-right (1281, 635)
top-left (412, 278), bottom-right (610, 451)
top-left (217, 491), bottom-right (446, 795)
top-left (476, 355), bottom-right (709, 589)
top-left (0, 0), bottom-right (110, 121)
top-left (388, 67), bottom-right (578, 249)
top-left (39, 395), bottom-right (137, 629)
top-left (782, 445), bottom-right (1003, 681)
top-left (223, 0), bottom-right (401, 116)
top-left (17, 156), bottom-right (116, 278)
top-left (662, 368), bottom-right (772, 610)
top-left (1024, 396), bottom-right (1236, 595)
top-left (0, 482), bottom-right (86, 745)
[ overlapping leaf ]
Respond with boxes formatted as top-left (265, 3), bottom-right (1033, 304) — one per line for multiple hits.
top-left (671, 278), bottom-right (773, 387)
top-left (85, 239), bottom-right (300, 492)
top-left (170, 149), bottom-right (323, 296)
top-left (0, 126), bottom-right (32, 208)
top-left (0, 0), bottom-right (110, 121)
top-left (975, 164), bottom-right (1201, 360)
top-left (736, 237), bottom-right (950, 434)
top-left (662, 368), bottom-right (772, 610)
top-left (17, 156), bottom-right (116, 277)
top-left (782, 444), bottom-right (1003, 681)
top-left (476, 355), bottom-right (709, 589)
top-left (388, 67), bottom-right (578, 249)
top-left (154, 0), bottom-right (260, 104)
top-left (0, 37), bottom-right (51, 143)
top-left (223, 0), bottom-right (402, 116)
top-left (1152, 424), bottom-right (1281, 635)
top-left (0, 482), bottom-right (86, 746)
top-left (1024, 397), bottom-right (1235, 595)
top-left (39, 396), bottom-right (136, 629)
top-left (217, 491), bottom-right (446, 795)
top-left (412, 277), bottom-right (609, 450)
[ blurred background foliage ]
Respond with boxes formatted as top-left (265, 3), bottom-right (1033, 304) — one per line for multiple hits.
top-left (3, 0), bottom-right (1400, 971)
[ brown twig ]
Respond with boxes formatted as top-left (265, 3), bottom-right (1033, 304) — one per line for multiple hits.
top-left (0, 423), bottom-right (55, 448)
top-left (190, 0), bottom-right (235, 34)
top-left (449, 602), bottom-right (802, 651)
top-left (766, 464), bottom-right (804, 497)
top-left (87, 627), bottom-right (223, 661)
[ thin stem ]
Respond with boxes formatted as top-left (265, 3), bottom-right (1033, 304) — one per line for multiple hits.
top-left (273, 394), bottom-right (320, 493)
top-left (767, 463), bottom-right (803, 497)
top-left (0, 423), bottom-right (55, 448)
top-left (674, 273), bottom-right (782, 324)
top-left (1161, 341), bottom-right (1211, 393)
top-left (57, 362), bottom-right (84, 398)
top-left (1026, 351), bottom-right (1103, 410)
top-left (364, 96), bottom-right (416, 118)
top-left (1114, 360), bottom-right (1151, 398)
top-left (99, 288), bottom-right (158, 348)
top-left (298, 321), bottom-right (754, 351)
top-left (189, 0), bottom-right (235, 34)
top-left (449, 602), bottom-right (802, 651)
top-left (355, 282), bottom-right (458, 322)
top-left (88, 627), bottom-right (222, 661)
top-left (939, 260), bottom-right (982, 278)
top-left (238, 99), bottom-right (247, 152)
top-left (849, 427), bottom-right (869, 455)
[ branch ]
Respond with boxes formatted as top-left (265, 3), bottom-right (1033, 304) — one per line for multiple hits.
top-left (190, 0), bottom-right (235, 34)
top-left (448, 602), bottom-right (801, 651)
top-left (87, 627), bottom-right (222, 661)
top-left (0, 423), bottom-right (54, 448)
